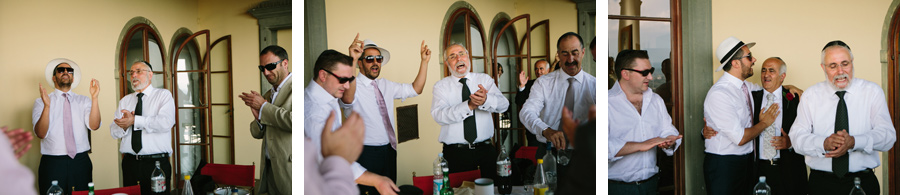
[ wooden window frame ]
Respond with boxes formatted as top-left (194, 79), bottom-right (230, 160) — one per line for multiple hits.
top-left (442, 7), bottom-right (488, 77)
top-left (886, 4), bottom-right (900, 195)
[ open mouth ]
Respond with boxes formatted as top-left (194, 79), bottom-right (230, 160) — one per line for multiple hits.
top-left (371, 66), bottom-right (380, 73)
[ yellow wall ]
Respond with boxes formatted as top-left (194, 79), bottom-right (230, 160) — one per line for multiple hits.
top-left (0, 0), bottom-right (277, 190)
top-left (323, 0), bottom-right (577, 186)
top-left (712, 0), bottom-right (895, 192)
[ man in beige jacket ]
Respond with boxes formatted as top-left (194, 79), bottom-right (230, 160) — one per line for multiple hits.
top-left (240, 45), bottom-right (293, 194)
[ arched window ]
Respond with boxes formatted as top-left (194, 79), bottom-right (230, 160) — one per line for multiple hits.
top-left (442, 6), bottom-right (487, 76)
top-left (117, 17), bottom-right (168, 96)
top-left (169, 28), bottom-right (206, 180)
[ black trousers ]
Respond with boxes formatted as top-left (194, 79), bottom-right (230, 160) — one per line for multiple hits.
top-left (39, 152), bottom-right (93, 195)
top-left (122, 153), bottom-right (171, 195)
top-left (442, 143), bottom-right (497, 181)
top-left (704, 153), bottom-right (752, 195)
top-left (356, 144), bottom-right (397, 195)
top-left (809, 169), bottom-right (879, 195)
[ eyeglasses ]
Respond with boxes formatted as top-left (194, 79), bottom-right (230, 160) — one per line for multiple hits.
top-left (258, 61), bottom-right (280, 72)
top-left (624, 67), bottom-right (655, 76)
top-left (448, 51), bottom-right (467, 61)
top-left (127, 69), bottom-right (152, 75)
top-left (56, 67), bottom-right (74, 74)
top-left (322, 69), bottom-right (355, 84)
top-left (739, 53), bottom-right (753, 60)
top-left (359, 55), bottom-right (384, 64)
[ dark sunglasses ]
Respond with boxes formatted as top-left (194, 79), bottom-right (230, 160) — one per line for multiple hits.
top-left (322, 69), bottom-right (355, 84)
top-left (739, 53), bottom-right (753, 60)
top-left (359, 55), bottom-right (384, 64)
top-left (56, 67), bottom-right (75, 74)
top-left (624, 67), bottom-right (655, 76)
top-left (258, 61), bottom-right (280, 72)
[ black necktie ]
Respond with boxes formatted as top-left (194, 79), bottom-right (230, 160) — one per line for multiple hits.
top-left (833, 91), bottom-right (849, 177)
top-left (460, 78), bottom-right (476, 144)
top-left (132, 93), bottom-right (144, 154)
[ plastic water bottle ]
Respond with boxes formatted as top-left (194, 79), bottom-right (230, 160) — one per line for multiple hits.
top-left (151, 161), bottom-right (166, 193)
top-left (542, 143), bottom-right (558, 190)
top-left (47, 180), bottom-right (62, 195)
top-left (533, 159), bottom-right (549, 195)
top-left (433, 153), bottom-right (446, 195)
top-left (88, 182), bottom-right (95, 195)
top-left (849, 177), bottom-right (866, 195)
top-left (496, 147), bottom-right (512, 195)
top-left (753, 176), bottom-right (771, 195)
top-left (182, 175), bottom-right (194, 195)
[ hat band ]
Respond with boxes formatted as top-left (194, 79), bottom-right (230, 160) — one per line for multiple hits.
top-left (720, 41), bottom-right (745, 64)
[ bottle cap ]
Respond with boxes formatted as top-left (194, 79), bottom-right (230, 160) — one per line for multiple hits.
top-left (88, 182), bottom-right (94, 187)
top-left (439, 153), bottom-right (443, 157)
top-left (185, 175), bottom-right (191, 180)
top-left (537, 159), bottom-right (543, 164)
top-left (52, 180), bottom-right (58, 185)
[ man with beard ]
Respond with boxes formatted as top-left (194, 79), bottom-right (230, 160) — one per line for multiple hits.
top-left (240, 45), bottom-right (294, 194)
top-left (704, 57), bottom-right (808, 194)
top-left (520, 32), bottom-right (597, 185)
top-left (431, 43), bottom-right (508, 179)
top-left (703, 36), bottom-right (781, 195)
top-left (339, 36), bottom-right (431, 194)
top-left (790, 40), bottom-right (895, 195)
top-left (110, 61), bottom-right (175, 195)
top-left (32, 59), bottom-right (100, 194)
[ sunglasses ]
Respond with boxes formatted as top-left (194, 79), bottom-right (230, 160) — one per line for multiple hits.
top-left (56, 67), bottom-right (74, 74)
top-left (624, 67), bottom-right (655, 76)
top-left (322, 69), bottom-right (355, 84)
top-left (739, 53), bottom-right (753, 60)
top-left (258, 61), bottom-right (281, 72)
top-left (359, 55), bottom-right (384, 64)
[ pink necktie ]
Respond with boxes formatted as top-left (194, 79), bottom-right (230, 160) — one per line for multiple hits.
top-left (372, 80), bottom-right (398, 150)
top-left (742, 83), bottom-right (752, 119)
top-left (62, 93), bottom-right (77, 159)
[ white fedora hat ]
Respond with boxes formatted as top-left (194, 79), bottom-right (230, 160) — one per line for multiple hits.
top-left (715, 36), bottom-right (755, 72)
top-left (45, 58), bottom-right (82, 89)
top-left (361, 39), bottom-right (391, 66)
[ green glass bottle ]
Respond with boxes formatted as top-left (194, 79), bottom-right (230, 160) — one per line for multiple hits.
top-left (88, 182), bottom-right (94, 195)
top-left (439, 170), bottom-right (453, 195)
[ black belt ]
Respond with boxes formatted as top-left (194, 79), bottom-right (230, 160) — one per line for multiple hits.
top-left (609, 174), bottom-right (657, 185)
top-left (126, 153), bottom-right (169, 160)
top-left (757, 158), bottom-right (780, 166)
top-left (811, 168), bottom-right (873, 177)
top-left (444, 140), bottom-right (492, 149)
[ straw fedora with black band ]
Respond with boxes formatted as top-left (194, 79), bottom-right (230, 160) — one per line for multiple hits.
top-left (715, 36), bottom-right (756, 72)
top-left (45, 58), bottom-right (82, 89)
top-left (361, 39), bottom-right (391, 66)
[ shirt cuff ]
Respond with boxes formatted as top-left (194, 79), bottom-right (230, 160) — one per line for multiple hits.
top-left (851, 135), bottom-right (871, 153)
top-left (134, 115), bottom-right (145, 130)
top-left (258, 102), bottom-right (267, 120)
top-left (518, 86), bottom-right (525, 92)
top-left (351, 161), bottom-right (367, 180)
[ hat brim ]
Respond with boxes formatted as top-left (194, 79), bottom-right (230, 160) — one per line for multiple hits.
top-left (716, 42), bottom-right (756, 72)
top-left (362, 46), bottom-right (391, 66)
top-left (45, 58), bottom-right (81, 89)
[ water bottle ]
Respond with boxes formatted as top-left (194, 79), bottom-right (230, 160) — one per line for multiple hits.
top-left (47, 180), bottom-right (62, 195)
top-left (151, 161), bottom-right (167, 193)
top-left (849, 177), bottom-right (866, 195)
top-left (183, 175), bottom-right (194, 195)
top-left (440, 161), bottom-right (453, 195)
top-left (752, 176), bottom-right (771, 195)
top-left (88, 182), bottom-right (95, 195)
top-left (433, 153), bottom-right (446, 195)
top-left (533, 159), bottom-right (549, 195)
top-left (496, 146), bottom-right (512, 195)
top-left (542, 143), bottom-right (557, 190)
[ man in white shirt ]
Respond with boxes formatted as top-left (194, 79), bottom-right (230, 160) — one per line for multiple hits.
top-left (110, 61), bottom-right (176, 195)
top-left (789, 40), bottom-right (896, 195)
top-left (608, 49), bottom-right (682, 194)
top-left (306, 49), bottom-right (400, 195)
top-left (239, 45), bottom-right (293, 194)
top-left (431, 43), bottom-right (508, 179)
top-left (32, 59), bottom-right (100, 194)
top-left (519, 32), bottom-right (596, 182)
top-left (703, 36), bottom-right (780, 195)
top-left (338, 37), bottom-right (431, 194)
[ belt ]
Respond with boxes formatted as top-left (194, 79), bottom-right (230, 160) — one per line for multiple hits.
top-left (126, 153), bottom-right (169, 160)
top-left (444, 140), bottom-right (492, 149)
top-left (811, 168), bottom-right (873, 177)
top-left (609, 174), bottom-right (657, 185)
top-left (757, 158), bottom-right (780, 166)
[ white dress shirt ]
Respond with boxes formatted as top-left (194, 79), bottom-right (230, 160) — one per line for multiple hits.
top-left (608, 82), bottom-right (681, 182)
top-left (345, 73), bottom-right (418, 146)
top-left (31, 90), bottom-right (98, 155)
top-left (703, 73), bottom-right (761, 155)
top-left (431, 73), bottom-right (509, 144)
top-left (759, 88), bottom-right (783, 160)
top-left (305, 81), bottom-right (368, 179)
top-left (259, 73), bottom-right (292, 120)
top-left (789, 78), bottom-right (896, 173)
top-left (519, 69), bottom-right (597, 145)
top-left (110, 85), bottom-right (176, 155)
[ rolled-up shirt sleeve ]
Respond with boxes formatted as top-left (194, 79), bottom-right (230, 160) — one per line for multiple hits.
top-left (704, 90), bottom-right (746, 146)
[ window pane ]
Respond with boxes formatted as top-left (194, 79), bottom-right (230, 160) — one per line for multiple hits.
top-left (211, 105), bottom-right (232, 136)
top-left (212, 137), bottom-right (232, 164)
top-left (608, 0), bottom-right (671, 18)
top-left (470, 23), bottom-right (484, 57)
top-left (176, 72), bottom-right (204, 107)
top-left (175, 37), bottom-right (200, 71)
top-left (608, 19), bottom-right (671, 86)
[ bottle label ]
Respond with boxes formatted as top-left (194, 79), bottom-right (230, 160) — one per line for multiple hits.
top-left (151, 176), bottom-right (166, 192)
top-left (433, 179), bottom-right (443, 195)
top-left (497, 160), bottom-right (511, 176)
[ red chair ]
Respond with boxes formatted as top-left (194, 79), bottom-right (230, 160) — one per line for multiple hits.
top-left (411, 172), bottom-right (434, 195)
top-left (200, 163), bottom-right (256, 190)
top-left (515, 146), bottom-right (538, 165)
top-left (72, 184), bottom-right (140, 195)
top-left (447, 169), bottom-right (481, 188)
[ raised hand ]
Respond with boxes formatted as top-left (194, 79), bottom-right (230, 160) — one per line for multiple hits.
top-left (3, 126), bottom-right (33, 159)
top-left (89, 79), bottom-right (100, 99)
top-left (349, 33), bottom-right (364, 62)
top-left (518, 71), bottom-right (527, 89)
top-left (321, 111), bottom-right (365, 164)
top-left (420, 40), bottom-right (431, 62)
top-left (39, 83), bottom-right (50, 106)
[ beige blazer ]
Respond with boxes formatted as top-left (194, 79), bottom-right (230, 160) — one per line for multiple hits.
top-left (250, 77), bottom-right (292, 194)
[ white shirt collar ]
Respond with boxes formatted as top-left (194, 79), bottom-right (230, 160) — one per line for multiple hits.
top-left (306, 80), bottom-right (336, 103)
top-left (763, 87), bottom-right (783, 100)
top-left (721, 72), bottom-right (745, 89)
top-left (356, 72), bottom-right (376, 87)
top-left (274, 73), bottom-right (293, 92)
